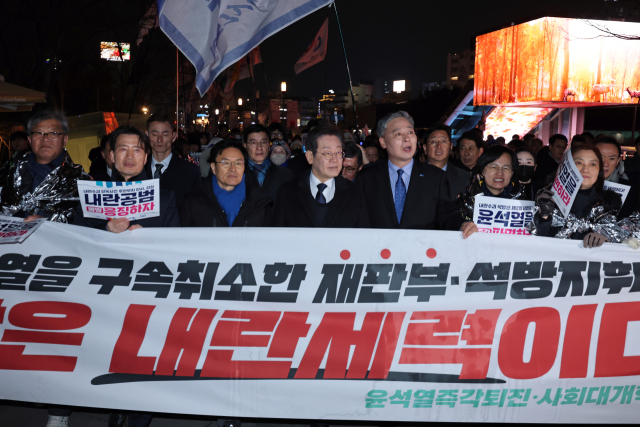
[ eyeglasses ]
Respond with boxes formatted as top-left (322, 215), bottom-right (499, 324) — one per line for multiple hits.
top-left (343, 166), bottom-right (357, 173)
top-left (247, 140), bottom-right (269, 147)
top-left (214, 160), bottom-right (245, 168)
top-left (316, 151), bottom-right (345, 160)
top-left (271, 132), bottom-right (284, 138)
top-left (31, 131), bottom-right (66, 140)
top-left (485, 164), bottom-right (513, 174)
top-left (427, 138), bottom-right (450, 146)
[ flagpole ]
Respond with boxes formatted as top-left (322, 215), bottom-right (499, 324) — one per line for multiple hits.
top-left (332, 1), bottom-right (358, 130)
top-left (176, 48), bottom-right (179, 129)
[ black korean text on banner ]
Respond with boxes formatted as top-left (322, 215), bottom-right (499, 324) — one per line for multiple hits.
top-left (0, 223), bottom-right (640, 423)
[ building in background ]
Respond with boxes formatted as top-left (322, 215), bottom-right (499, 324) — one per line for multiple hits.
top-left (447, 49), bottom-right (475, 88)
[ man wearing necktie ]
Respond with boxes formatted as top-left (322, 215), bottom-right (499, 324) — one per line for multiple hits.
top-left (144, 113), bottom-right (201, 204)
top-left (359, 111), bottom-right (477, 238)
top-left (271, 123), bottom-right (369, 228)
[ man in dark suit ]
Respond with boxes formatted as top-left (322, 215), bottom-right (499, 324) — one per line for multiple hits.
top-left (272, 123), bottom-right (369, 228)
top-left (358, 111), bottom-right (476, 237)
top-left (424, 124), bottom-right (471, 200)
top-left (144, 113), bottom-right (201, 202)
top-left (534, 134), bottom-right (567, 186)
top-left (242, 124), bottom-right (293, 204)
top-left (89, 133), bottom-right (114, 181)
top-left (74, 125), bottom-right (180, 231)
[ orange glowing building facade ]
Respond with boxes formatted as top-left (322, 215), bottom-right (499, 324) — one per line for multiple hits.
top-left (474, 18), bottom-right (640, 107)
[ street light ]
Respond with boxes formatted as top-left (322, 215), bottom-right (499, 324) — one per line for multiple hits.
top-left (238, 98), bottom-right (243, 106)
top-left (215, 109), bottom-right (220, 115)
top-left (142, 107), bottom-right (148, 114)
top-left (280, 82), bottom-right (287, 124)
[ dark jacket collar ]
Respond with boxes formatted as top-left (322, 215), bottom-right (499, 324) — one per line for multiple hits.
top-left (111, 168), bottom-right (149, 182)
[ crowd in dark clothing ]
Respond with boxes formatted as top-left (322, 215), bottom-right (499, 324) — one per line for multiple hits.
top-left (1, 109), bottom-right (640, 427)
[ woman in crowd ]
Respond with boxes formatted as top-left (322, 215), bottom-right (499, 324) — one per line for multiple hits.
top-left (270, 140), bottom-right (291, 167)
top-left (455, 145), bottom-right (525, 221)
top-left (515, 148), bottom-right (539, 200)
top-left (528, 144), bottom-right (638, 249)
top-left (178, 140), bottom-right (272, 227)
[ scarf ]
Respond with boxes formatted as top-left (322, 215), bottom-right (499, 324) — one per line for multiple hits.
top-left (212, 175), bottom-right (246, 226)
top-left (249, 158), bottom-right (271, 186)
top-left (607, 162), bottom-right (628, 183)
top-left (26, 151), bottom-right (65, 191)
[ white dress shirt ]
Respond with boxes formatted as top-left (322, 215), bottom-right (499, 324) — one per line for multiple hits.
top-left (151, 152), bottom-right (173, 175)
top-left (309, 172), bottom-right (336, 203)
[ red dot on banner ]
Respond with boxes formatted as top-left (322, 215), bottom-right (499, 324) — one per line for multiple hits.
top-left (381, 249), bottom-right (391, 259)
top-left (426, 248), bottom-right (437, 258)
top-left (340, 250), bottom-right (351, 260)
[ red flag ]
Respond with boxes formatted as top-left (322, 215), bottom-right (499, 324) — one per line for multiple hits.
top-left (294, 18), bottom-right (328, 74)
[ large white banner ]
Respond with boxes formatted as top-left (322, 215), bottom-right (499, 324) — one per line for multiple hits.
top-left (1, 223), bottom-right (640, 423)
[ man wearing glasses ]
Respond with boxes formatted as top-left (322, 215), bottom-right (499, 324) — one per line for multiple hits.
top-left (0, 110), bottom-right (89, 223)
top-left (423, 124), bottom-right (470, 200)
top-left (534, 133), bottom-right (568, 186)
top-left (271, 122), bottom-right (369, 227)
top-left (243, 124), bottom-right (293, 206)
top-left (359, 111), bottom-right (476, 237)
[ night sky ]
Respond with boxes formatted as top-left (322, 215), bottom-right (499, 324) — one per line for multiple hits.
top-left (234, 0), bottom-right (589, 99)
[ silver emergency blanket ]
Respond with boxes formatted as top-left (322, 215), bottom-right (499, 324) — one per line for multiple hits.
top-left (0, 151), bottom-right (89, 223)
top-left (618, 211), bottom-right (640, 239)
top-left (528, 201), bottom-right (632, 243)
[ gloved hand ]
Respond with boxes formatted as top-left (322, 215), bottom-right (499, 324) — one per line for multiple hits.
top-left (536, 189), bottom-right (555, 219)
top-left (622, 237), bottom-right (640, 250)
top-left (583, 232), bottom-right (608, 248)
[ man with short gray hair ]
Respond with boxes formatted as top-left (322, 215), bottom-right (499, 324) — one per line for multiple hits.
top-left (0, 109), bottom-right (89, 223)
top-left (359, 111), bottom-right (476, 236)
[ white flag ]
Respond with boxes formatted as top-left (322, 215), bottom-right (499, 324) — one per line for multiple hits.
top-left (294, 17), bottom-right (328, 74)
top-left (158, 0), bottom-right (332, 97)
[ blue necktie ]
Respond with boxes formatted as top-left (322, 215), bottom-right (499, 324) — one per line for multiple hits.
top-left (394, 169), bottom-right (406, 223)
top-left (316, 183), bottom-right (327, 204)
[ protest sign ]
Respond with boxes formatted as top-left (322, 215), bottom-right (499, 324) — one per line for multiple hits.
top-left (552, 150), bottom-right (583, 217)
top-left (190, 151), bottom-right (202, 166)
top-left (0, 215), bottom-right (44, 243)
top-left (604, 181), bottom-right (631, 205)
top-left (473, 196), bottom-right (535, 235)
top-left (1, 223), bottom-right (639, 423)
top-left (77, 179), bottom-right (160, 221)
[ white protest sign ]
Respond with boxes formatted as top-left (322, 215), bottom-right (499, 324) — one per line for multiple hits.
top-left (603, 181), bottom-right (631, 205)
top-left (77, 179), bottom-right (160, 221)
top-left (473, 195), bottom-right (536, 235)
top-left (190, 151), bottom-right (202, 166)
top-left (0, 215), bottom-right (45, 243)
top-left (552, 150), bottom-right (583, 218)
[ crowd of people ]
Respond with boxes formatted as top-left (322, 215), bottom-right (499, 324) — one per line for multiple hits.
top-left (1, 108), bottom-right (640, 426)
